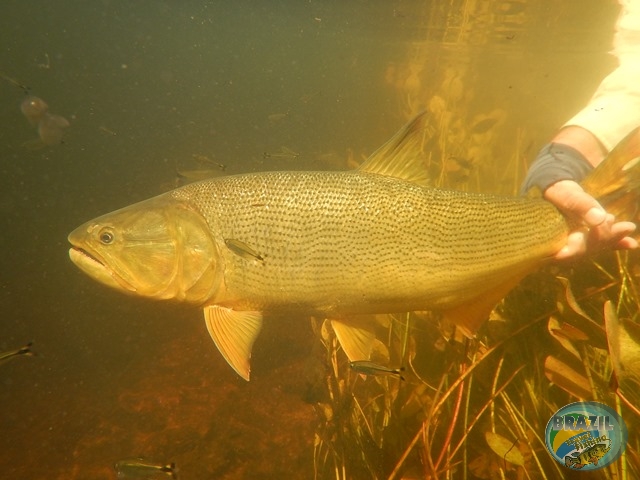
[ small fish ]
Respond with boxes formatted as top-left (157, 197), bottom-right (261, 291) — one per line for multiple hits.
top-left (349, 360), bottom-right (405, 380)
top-left (0, 342), bottom-right (35, 365)
top-left (114, 458), bottom-right (177, 479)
top-left (299, 91), bottom-right (320, 104)
top-left (191, 154), bottom-right (226, 171)
top-left (263, 146), bottom-right (300, 160)
top-left (471, 116), bottom-right (498, 134)
top-left (268, 111), bottom-right (290, 123)
top-left (37, 113), bottom-right (70, 146)
top-left (0, 71), bottom-right (30, 94)
top-left (225, 238), bottom-right (264, 264)
top-left (564, 442), bottom-right (611, 469)
top-left (99, 126), bottom-right (117, 136)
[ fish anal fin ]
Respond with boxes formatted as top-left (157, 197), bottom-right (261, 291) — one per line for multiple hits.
top-left (444, 276), bottom-right (525, 338)
top-left (358, 111), bottom-right (433, 186)
top-left (203, 305), bottom-right (263, 381)
top-left (330, 318), bottom-right (376, 361)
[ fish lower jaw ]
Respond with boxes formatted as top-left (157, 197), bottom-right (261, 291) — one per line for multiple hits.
top-left (68, 247), bottom-right (135, 293)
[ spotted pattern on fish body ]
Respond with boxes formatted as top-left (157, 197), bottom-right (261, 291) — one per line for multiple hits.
top-left (171, 169), bottom-right (567, 316)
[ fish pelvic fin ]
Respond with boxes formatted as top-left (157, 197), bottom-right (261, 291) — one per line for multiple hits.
top-left (203, 306), bottom-right (263, 381)
top-left (581, 127), bottom-right (640, 228)
top-left (330, 318), bottom-right (376, 361)
top-left (444, 272), bottom-right (531, 338)
top-left (358, 111), bottom-right (433, 186)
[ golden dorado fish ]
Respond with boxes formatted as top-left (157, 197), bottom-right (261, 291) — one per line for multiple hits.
top-left (68, 113), bottom-right (640, 380)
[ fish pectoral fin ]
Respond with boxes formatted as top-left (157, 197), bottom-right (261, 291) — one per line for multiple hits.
top-left (330, 318), bottom-right (376, 361)
top-left (203, 306), bottom-right (263, 381)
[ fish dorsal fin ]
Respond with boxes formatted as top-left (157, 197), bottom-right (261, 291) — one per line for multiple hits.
top-left (203, 305), bottom-right (263, 381)
top-left (330, 318), bottom-right (376, 361)
top-left (358, 111), bottom-right (432, 186)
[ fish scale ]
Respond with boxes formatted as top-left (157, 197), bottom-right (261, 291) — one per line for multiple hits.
top-left (172, 169), bottom-right (568, 315)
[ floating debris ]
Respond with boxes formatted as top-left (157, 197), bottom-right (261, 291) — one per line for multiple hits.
top-left (20, 95), bottom-right (69, 147)
top-left (484, 431), bottom-right (525, 466)
top-left (21, 96), bottom-right (49, 126)
top-left (37, 113), bottom-right (70, 146)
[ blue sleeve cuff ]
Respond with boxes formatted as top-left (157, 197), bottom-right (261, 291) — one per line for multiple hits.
top-left (520, 143), bottom-right (594, 195)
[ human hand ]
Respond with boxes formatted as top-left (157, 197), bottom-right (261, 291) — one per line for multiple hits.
top-left (544, 180), bottom-right (638, 260)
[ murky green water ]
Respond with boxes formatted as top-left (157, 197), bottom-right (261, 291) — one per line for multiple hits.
top-left (0, 1), bottom-right (632, 478)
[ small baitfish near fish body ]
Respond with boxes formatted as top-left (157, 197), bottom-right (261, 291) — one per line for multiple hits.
top-left (0, 342), bottom-right (35, 365)
top-left (68, 112), bottom-right (640, 380)
top-left (114, 458), bottom-right (177, 479)
top-left (350, 360), bottom-right (405, 380)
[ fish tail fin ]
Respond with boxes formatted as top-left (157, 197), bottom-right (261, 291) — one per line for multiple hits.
top-left (580, 128), bottom-right (640, 227)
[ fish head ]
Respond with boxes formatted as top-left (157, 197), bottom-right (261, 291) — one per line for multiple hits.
top-left (68, 195), bottom-right (221, 303)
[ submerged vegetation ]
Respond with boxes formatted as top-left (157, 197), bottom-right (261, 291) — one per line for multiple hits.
top-left (308, 79), bottom-right (640, 476)
top-left (312, 18), bottom-right (640, 472)
top-left (311, 241), bottom-right (640, 480)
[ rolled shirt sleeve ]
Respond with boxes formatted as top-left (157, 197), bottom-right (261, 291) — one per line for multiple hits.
top-left (563, 0), bottom-right (640, 151)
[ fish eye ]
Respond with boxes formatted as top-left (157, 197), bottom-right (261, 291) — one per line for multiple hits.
top-left (98, 228), bottom-right (115, 244)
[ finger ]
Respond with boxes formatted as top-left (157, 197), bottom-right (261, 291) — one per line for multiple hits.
top-left (588, 218), bottom-right (634, 243)
top-left (583, 206), bottom-right (607, 227)
top-left (611, 220), bottom-right (637, 238)
top-left (544, 180), bottom-right (606, 226)
top-left (554, 230), bottom-right (587, 260)
top-left (615, 236), bottom-right (639, 250)
top-left (600, 221), bottom-right (637, 249)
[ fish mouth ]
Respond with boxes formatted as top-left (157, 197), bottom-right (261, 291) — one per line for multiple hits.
top-left (68, 246), bottom-right (135, 293)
